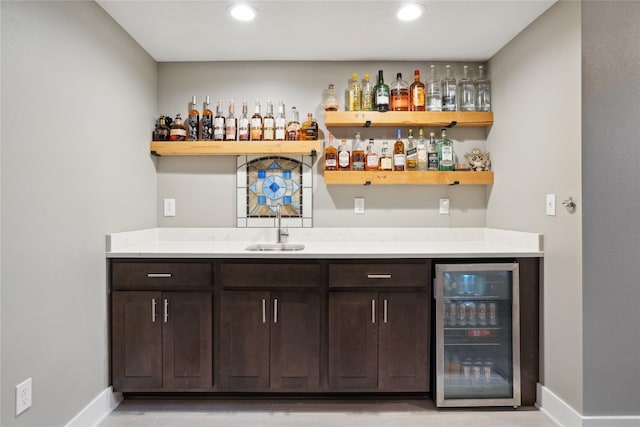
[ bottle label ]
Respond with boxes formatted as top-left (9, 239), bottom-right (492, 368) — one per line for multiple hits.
top-left (263, 118), bottom-right (275, 140)
top-left (287, 123), bottom-right (300, 141)
top-left (169, 128), bottom-right (187, 138)
top-left (417, 146), bottom-right (427, 161)
top-left (366, 154), bottom-right (379, 169)
top-left (428, 152), bottom-right (439, 169)
top-left (202, 115), bottom-right (213, 140)
top-left (275, 118), bottom-right (286, 140)
top-left (380, 157), bottom-right (392, 170)
top-left (225, 122), bottom-right (236, 140)
top-left (238, 119), bottom-right (249, 140)
top-left (375, 89), bottom-right (389, 105)
top-left (412, 87), bottom-right (425, 108)
top-left (338, 151), bottom-right (350, 168)
top-left (325, 158), bottom-right (337, 169)
top-left (393, 154), bottom-right (406, 167)
top-left (441, 146), bottom-right (454, 165)
top-left (188, 115), bottom-right (199, 140)
top-left (251, 118), bottom-right (263, 140)
top-left (406, 147), bottom-right (418, 159)
top-left (214, 117), bottom-right (225, 140)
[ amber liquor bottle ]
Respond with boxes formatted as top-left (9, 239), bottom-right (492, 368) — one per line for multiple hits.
top-left (263, 101), bottom-right (276, 140)
top-left (250, 100), bottom-right (263, 141)
top-left (202, 96), bottom-right (213, 140)
top-left (287, 106), bottom-right (301, 141)
top-left (187, 96), bottom-right (200, 140)
top-left (390, 73), bottom-right (409, 111)
top-left (379, 141), bottom-right (393, 171)
top-left (324, 134), bottom-right (338, 171)
top-left (409, 70), bottom-right (426, 111)
top-left (365, 138), bottom-right (379, 171)
top-left (300, 113), bottom-right (318, 141)
top-left (393, 129), bottom-right (406, 171)
top-left (169, 113), bottom-right (187, 141)
top-left (213, 100), bottom-right (225, 141)
top-left (225, 100), bottom-right (237, 141)
top-left (237, 100), bottom-right (250, 141)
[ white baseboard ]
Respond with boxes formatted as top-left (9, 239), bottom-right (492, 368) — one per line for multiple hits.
top-left (64, 386), bottom-right (122, 427)
top-left (537, 383), bottom-right (640, 427)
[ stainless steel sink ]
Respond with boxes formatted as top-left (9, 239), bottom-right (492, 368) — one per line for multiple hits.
top-left (244, 243), bottom-right (305, 252)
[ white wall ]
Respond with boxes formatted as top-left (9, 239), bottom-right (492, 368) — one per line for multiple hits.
top-left (157, 61), bottom-right (489, 228)
top-left (0, 2), bottom-right (157, 425)
top-left (487, 0), bottom-right (582, 413)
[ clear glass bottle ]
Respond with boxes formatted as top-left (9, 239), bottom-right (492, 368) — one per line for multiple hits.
top-left (428, 131), bottom-right (439, 170)
top-left (250, 100), bottom-right (263, 141)
top-left (324, 84), bottom-right (339, 111)
top-left (287, 106), bottom-right (301, 141)
top-left (348, 73), bottom-right (362, 111)
top-left (301, 112), bottom-right (318, 141)
top-left (361, 74), bottom-right (374, 111)
top-left (406, 129), bottom-right (417, 170)
top-left (442, 65), bottom-right (457, 111)
top-left (426, 65), bottom-right (442, 112)
top-left (225, 99), bottom-right (237, 141)
top-left (379, 141), bottom-right (393, 171)
top-left (275, 101), bottom-right (287, 141)
top-left (373, 69), bottom-right (390, 112)
top-left (437, 128), bottom-right (454, 171)
top-left (213, 100), bottom-right (225, 141)
top-left (188, 95), bottom-right (200, 140)
top-left (365, 138), bottom-right (378, 171)
top-left (459, 65), bottom-right (476, 112)
top-left (169, 113), bottom-right (187, 141)
top-left (351, 132), bottom-right (365, 171)
top-left (393, 129), bottom-right (405, 171)
top-left (202, 96), bottom-right (213, 141)
top-left (237, 100), bottom-right (250, 141)
top-left (263, 100), bottom-right (275, 140)
top-left (410, 69), bottom-right (426, 111)
top-left (476, 65), bottom-right (491, 112)
top-left (324, 133), bottom-right (338, 171)
top-left (390, 72), bottom-right (409, 111)
top-left (416, 128), bottom-right (427, 171)
top-left (338, 138), bottom-right (351, 171)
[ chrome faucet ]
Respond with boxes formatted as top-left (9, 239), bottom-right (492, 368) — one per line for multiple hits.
top-left (275, 203), bottom-right (289, 243)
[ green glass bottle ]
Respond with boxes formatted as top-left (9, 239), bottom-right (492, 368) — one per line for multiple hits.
top-left (437, 128), bottom-right (455, 171)
top-left (373, 69), bottom-right (390, 112)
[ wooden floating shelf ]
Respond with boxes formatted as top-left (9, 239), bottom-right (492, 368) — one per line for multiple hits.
top-left (150, 140), bottom-right (322, 156)
top-left (324, 111), bottom-right (493, 128)
top-left (323, 170), bottom-right (494, 186)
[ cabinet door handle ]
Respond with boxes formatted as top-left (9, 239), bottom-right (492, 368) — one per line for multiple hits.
top-left (371, 299), bottom-right (376, 324)
top-left (163, 298), bottom-right (169, 323)
top-left (262, 298), bottom-right (266, 323)
top-left (383, 299), bottom-right (388, 323)
top-left (273, 298), bottom-right (278, 324)
top-left (147, 273), bottom-right (172, 278)
top-left (368, 274), bottom-right (392, 279)
top-left (151, 298), bottom-right (157, 323)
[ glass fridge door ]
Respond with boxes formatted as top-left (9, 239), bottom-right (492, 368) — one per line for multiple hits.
top-left (435, 263), bottom-right (521, 407)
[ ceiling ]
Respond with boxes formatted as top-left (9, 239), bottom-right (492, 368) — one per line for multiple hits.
top-left (96, 0), bottom-right (556, 63)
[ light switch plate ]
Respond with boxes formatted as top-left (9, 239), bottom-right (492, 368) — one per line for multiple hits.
top-left (546, 194), bottom-right (556, 216)
top-left (163, 198), bottom-right (176, 217)
top-left (354, 197), bottom-right (365, 214)
top-left (439, 198), bottom-right (450, 215)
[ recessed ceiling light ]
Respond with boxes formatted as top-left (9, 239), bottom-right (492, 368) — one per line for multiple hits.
top-left (396, 3), bottom-right (425, 21)
top-left (228, 4), bottom-right (256, 21)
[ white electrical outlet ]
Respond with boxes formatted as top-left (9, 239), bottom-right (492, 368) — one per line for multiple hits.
top-left (354, 197), bottom-right (365, 214)
top-left (16, 378), bottom-right (32, 416)
top-left (546, 194), bottom-right (556, 216)
top-left (439, 198), bottom-right (450, 215)
top-left (163, 198), bottom-right (176, 217)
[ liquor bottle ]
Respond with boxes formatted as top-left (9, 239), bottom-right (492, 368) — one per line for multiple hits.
top-left (416, 128), bottom-right (427, 171)
top-left (437, 128), bottom-right (454, 171)
top-left (324, 133), bottom-right (338, 171)
top-left (409, 69), bottom-right (426, 111)
top-left (153, 115), bottom-right (170, 141)
top-left (300, 112), bottom-right (318, 140)
top-left (365, 138), bottom-right (378, 171)
top-left (338, 138), bottom-right (351, 171)
top-left (459, 65), bottom-right (476, 112)
top-left (237, 100), bottom-right (250, 141)
top-left (390, 72), bottom-right (409, 111)
top-left (202, 96), bottom-right (213, 141)
top-left (351, 132), bottom-right (365, 171)
top-left (428, 131), bottom-right (439, 170)
top-left (225, 100), bottom-right (237, 141)
top-left (426, 65), bottom-right (442, 112)
top-left (361, 74), bottom-right (374, 111)
top-left (250, 100), bottom-right (263, 141)
top-left (348, 74), bottom-right (362, 111)
top-left (406, 129), bottom-right (417, 170)
top-left (263, 100), bottom-right (276, 140)
top-left (324, 83), bottom-right (339, 111)
top-left (379, 141), bottom-right (393, 171)
top-left (169, 113), bottom-right (187, 141)
top-left (188, 95), bottom-right (200, 140)
top-left (275, 101), bottom-right (287, 141)
top-left (287, 106), bottom-right (301, 141)
top-left (373, 69), bottom-right (390, 112)
top-left (393, 129), bottom-right (405, 171)
top-left (476, 65), bottom-right (491, 112)
top-left (442, 65), bottom-right (457, 111)
top-left (213, 100), bottom-right (225, 141)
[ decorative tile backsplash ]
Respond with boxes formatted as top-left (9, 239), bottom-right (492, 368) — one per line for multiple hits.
top-left (236, 155), bottom-right (313, 228)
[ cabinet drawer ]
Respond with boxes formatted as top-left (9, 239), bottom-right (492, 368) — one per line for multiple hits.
top-left (111, 261), bottom-right (212, 288)
top-left (220, 261), bottom-right (322, 288)
top-left (329, 261), bottom-right (429, 288)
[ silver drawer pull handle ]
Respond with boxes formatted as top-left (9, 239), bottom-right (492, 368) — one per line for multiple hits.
top-left (371, 299), bottom-right (376, 324)
top-left (147, 273), bottom-right (172, 278)
top-left (151, 298), bottom-right (157, 322)
top-left (383, 299), bottom-right (388, 324)
top-left (163, 299), bottom-right (169, 323)
top-left (262, 299), bottom-right (266, 323)
top-left (368, 274), bottom-right (392, 279)
top-left (274, 298), bottom-right (278, 324)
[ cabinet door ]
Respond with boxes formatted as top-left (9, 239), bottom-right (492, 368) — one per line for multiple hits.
top-left (112, 291), bottom-right (162, 391)
top-left (328, 292), bottom-right (378, 390)
top-left (219, 291), bottom-right (270, 391)
top-left (378, 292), bottom-right (429, 391)
top-left (270, 292), bottom-right (321, 391)
top-left (162, 292), bottom-right (213, 390)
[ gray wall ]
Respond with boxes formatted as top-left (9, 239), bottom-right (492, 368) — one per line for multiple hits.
top-left (1, 2), bottom-right (157, 426)
top-left (582, 1), bottom-right (640, 417)
top-left (157, 61), bottom-right (489, 228)
top-left (487, 1), bottom-right (583, 412)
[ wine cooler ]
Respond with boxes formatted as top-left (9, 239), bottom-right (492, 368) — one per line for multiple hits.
top-left (434, 263), bottom-right (521, 407)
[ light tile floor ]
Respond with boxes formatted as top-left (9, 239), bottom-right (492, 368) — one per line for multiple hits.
top-left (100, 399), bottom-right (559, 427)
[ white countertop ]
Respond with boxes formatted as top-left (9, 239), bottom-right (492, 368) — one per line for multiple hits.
top-left (106, 227), bottom-right (543, 259)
